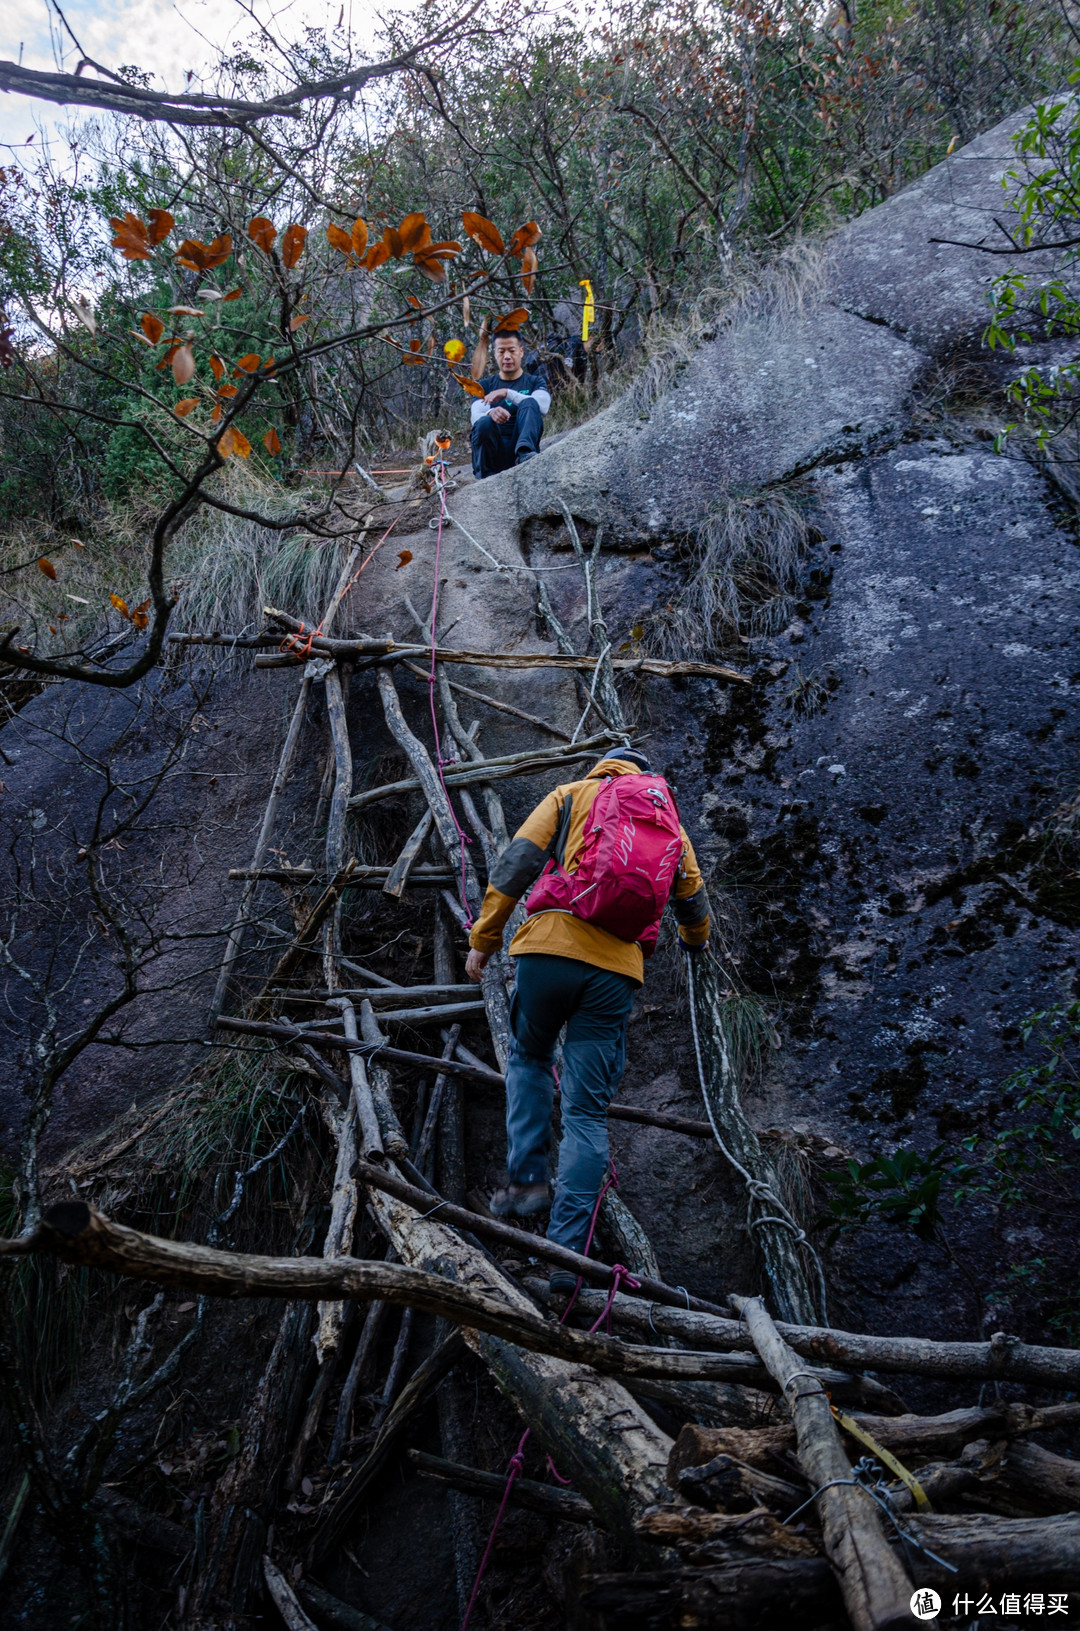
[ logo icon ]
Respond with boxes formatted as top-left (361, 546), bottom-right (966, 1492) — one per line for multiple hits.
top-left (910, 1589), bottom-right (941, 1621)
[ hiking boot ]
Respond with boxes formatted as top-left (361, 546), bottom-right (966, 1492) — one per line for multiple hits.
top-left (489, 1179), bottom-right (551, 1219)
top-left (548, 1270), bottom-right (580, 1299)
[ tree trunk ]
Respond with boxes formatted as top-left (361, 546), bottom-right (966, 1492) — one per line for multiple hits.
top-left (734, 1295), bottom-right (912, 1631)
top-left (689, 957), bottom-right (817, 1323)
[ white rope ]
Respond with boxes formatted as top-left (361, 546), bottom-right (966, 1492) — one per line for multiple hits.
top-left (569, 641), bottom-right (611, 744)
top-left (684, 951), bottom-right (830, 1324)
top-left (446, 513), bottom-right (580, 575)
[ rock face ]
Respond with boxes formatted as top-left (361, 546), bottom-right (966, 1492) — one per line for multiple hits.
top-left (3, 105), bottom-right (1078, 1350)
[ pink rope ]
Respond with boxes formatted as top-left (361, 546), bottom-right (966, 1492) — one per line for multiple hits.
top-left (459, 1431), bottom-right (528, 1631)
top-left (459, 1163), bottom-right (623, 1628)
top-left (426, 460), bottom-right (473, 925)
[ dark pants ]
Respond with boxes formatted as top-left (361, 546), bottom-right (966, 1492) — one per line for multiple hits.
top-left (471, 397), bottom-right (544, 479)
top-left (505, 953), bottom-right (637, 1251)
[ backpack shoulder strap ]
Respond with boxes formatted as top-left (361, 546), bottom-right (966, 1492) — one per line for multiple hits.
top-left (551, 790), bottom-right (574, 867)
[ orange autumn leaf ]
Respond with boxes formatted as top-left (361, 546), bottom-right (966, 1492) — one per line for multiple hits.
top-left (288, 313), bottom-right (309, 331)
top-left (507, 221), bottom-right (542, 257)
top-left (234, 353), bottom-right (261, 373)
top-left (165, 305), bottom-right (203, 317)
top-left (495, 307), bottom-right (529, 331)
top-left (521, 244), bottom-right (538, 294)
top-left (175, 234), bottom-right (232, 272)
top-left (396, 550), bottom-right (413, 569)
top-left (452, 371), bottom-right (486, 398)
top-left (351, 217), bottom-right (368, 257)
top-left (382, 226), bottom-right (404, 259)
top-left (462, 211), bottom-right (505, 254)
top-left (222, 286), bottom-right (244, 302)
top-left (248, 216), bottom-right (277, 253)
top-left (327, 222), bottom-right (354, 256)
top-left (147, 208), bottom-right (175, 244)
top-left (171, 343), bottom-right (196, 385)
top-left (414, 256), bottom-right (447, 282)
top-left (110, 593), bottom-right (131, 619)
top-left (141, 312), bottom-right (164, 344)
top-left (211, 404), bottom-right (222, 423)
top-left (217, 426), bottom-right (252, 459)
top-left (264, 427), bottom-right (282, 455)
top-left (210, 354), bottom-right (225, 382)
top-left (110, 213), bottom-right (151, 261)
top-left (174, 398), bottom-right (199, 416)
top-left (281, 224), bottom-right (307, 269)
top-left (217, 382), bottom-right (238, 398)
top-left (398, 212), bottom-right (431, 252)
top-left (131, 597), bottom-right (151, 631)
top-left (37, 557), bottom-right (57, 581)
top-left (364, 241), bottom-right (391, 271)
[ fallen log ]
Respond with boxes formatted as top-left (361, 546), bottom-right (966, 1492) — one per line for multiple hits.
top-left (8, 1200), bottom-right (808, 1386)
top-left (999, 1438), bottom-right (1080, 1512)
top-left (674, 1451), bottom-right (805, 1515)
top-left (668, 1402), bottom-right (1080, 1475)
top-left (734, 1294), bottom-right (913, 1631)
top-left (358, 1178), bottom-right (674, 1550)
top-left (407, 1448), bottom-right (595, 1525)
top-left (593, 1513), bottom-right (1080, 1614)
top-left (256, 613), bottom-right (751, 684)
top-left (550, 1282), bottom-right (1080, 1391)
top-left (578, 1559), bottom-right (840, 1631)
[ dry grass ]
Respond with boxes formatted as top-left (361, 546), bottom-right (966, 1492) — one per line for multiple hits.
top-left (648, 487), bottom-right (812, 657)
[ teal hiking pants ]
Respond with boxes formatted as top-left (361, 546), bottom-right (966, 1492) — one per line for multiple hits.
top-left (504, 952), bottom-right (637, 1252)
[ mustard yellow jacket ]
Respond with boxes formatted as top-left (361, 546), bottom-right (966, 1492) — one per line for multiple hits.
top-left (469, 756), bottom-right (710, 984)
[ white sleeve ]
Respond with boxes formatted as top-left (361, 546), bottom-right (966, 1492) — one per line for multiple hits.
top-left (505, 387), bottom-right (550, 415)
top-left (470, 398), bottom-right (490, 425)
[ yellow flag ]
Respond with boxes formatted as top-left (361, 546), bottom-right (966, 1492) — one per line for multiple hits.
top-left (579, 278), bottom-right (595, 344)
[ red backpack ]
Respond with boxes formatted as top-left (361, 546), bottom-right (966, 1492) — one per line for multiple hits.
top-left (524, 773), bottom-right (684, 955)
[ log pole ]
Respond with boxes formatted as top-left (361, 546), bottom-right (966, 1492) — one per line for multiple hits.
top-left (734, 1294), bottom-right (913, 1631)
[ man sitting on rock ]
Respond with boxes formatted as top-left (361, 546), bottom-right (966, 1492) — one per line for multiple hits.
top-left (470, 328), bottom-right (550, 479)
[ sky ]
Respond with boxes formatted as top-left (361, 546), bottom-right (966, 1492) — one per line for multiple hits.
top-left (0, 0), bottom-right (393, 149)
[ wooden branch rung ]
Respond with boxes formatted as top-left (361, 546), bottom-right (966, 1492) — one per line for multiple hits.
top-left (228, 864), bottom-right (459, 886)
top-left (346, 733), bottom-right (620, 813)
top-left (255, 612), bottom-right (750, 683)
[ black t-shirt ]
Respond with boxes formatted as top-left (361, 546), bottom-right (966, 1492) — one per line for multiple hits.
top-left (478, 368), bottom-right (548, 400)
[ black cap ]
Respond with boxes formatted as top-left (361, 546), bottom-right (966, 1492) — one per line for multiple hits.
top-left (614, 748), bottom-right (651, 772)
